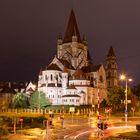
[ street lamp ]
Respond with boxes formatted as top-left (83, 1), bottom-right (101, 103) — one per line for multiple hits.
top-left (120, 74), bottom-right (132, 125)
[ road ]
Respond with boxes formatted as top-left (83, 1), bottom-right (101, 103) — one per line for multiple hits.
top-left (64, 126), bottom-right (136, 140)
top-left (4, 116), bottom-right (139, 140)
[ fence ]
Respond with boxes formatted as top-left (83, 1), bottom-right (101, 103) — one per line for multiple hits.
top-left (0, 108), bottom-right (94, 117)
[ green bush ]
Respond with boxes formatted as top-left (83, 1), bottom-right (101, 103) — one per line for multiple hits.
top-left (0, 125), bottom-right (9, 135)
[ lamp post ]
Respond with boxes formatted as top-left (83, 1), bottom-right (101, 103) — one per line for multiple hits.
top-left (120, 74), bottom-right (132, 125)
top-left (38, 91), bottom-right (40, 111)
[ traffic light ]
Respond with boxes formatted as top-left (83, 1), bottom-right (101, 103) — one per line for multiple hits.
top-left (104, 123), bottom-right (108, 130)
top-left (97, 123), bottom-right (101, 129)
top-left (97, 122), bottom-right (108, 130)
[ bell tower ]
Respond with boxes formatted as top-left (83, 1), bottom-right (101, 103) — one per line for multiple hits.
top-left (57, 10), bottom-right (90, 69)
top-left (105, 46), bottom-right (118, 89)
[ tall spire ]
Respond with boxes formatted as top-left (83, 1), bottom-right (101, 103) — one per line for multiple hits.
top-left (105, 46), bottom-right (118, 89)
top-left (63, 10), bottom-right (82, 43)
top-left (107, 46), bottom-right (116, 57)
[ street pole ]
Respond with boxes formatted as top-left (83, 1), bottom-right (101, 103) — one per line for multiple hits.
top-left (13, 117), bottom-right (16, 134)
top-left (120, 74), bottom-right (132, 126)
top-left (21, 121), bottom-right (23, 134)
top-left (125, 79), bottom-right (128, 125)
top-left (61, 105), bottom-right (64, 128)
top-left (38, 91), bottom-right (40, 112)
top-left (96, 79), bottom-right (101, 138)
top-left (96, 78), bottom-right (100, 122)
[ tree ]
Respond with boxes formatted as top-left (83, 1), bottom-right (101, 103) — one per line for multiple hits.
top-left (29, 91), bottom-right (51, 109)
top-left (12, 92), bottom-right (29, 108)
top-left (100, 99), bottom-right (108, 112)
top-left (132, 84), bottom-right (140, 98)
top-left (106, 86), bottom-right (125, 112)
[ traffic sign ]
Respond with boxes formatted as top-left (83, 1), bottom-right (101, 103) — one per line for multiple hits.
top-left (124, 100), bottom-right (131, 104)
top-left (125, 109), bottom-right (127, 113)
top-left (19, 118), bottom-right (23, 122)
top-left (69, 107), bottom-right (75, 112)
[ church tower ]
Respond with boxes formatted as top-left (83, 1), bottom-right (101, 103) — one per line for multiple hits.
top-left (105, 46), bottom-right (118, 89)
top-left (57, 10), bottom-right (90, 69)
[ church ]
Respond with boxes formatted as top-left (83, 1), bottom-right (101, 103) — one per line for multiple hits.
top-left (37, 10), bottom-right (118, 106)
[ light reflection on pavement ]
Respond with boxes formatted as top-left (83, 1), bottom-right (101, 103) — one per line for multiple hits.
top-left (72, 126), bottom-right (136, 140)
top-left (4, 116), bottom-right (139, 140)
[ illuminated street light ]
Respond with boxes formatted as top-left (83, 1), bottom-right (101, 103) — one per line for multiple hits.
top-left (120, 74), bottom-right (132, 125)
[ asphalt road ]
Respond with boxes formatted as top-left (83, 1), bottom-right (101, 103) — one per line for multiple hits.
top-left (4, 116), bottom-right (140, 140)
top-left (65, 126), bottom-right (136, 140)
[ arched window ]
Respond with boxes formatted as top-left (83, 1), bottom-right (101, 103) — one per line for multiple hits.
top-left (51, 74), bottom-right (53, 81)
top-left (55, 75), bottom-right (58, 80)
top-left (108, 72), bottom-right (111, 77)
top-left (112, 62), bottom-right (114, 68)
top-left (108, 64), bottom-right (111, 69)
top-left (45, 75), bottom-right (48, 80)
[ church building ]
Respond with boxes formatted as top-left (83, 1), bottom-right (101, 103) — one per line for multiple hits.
top-left (37, 10), bottom-right (107, 106)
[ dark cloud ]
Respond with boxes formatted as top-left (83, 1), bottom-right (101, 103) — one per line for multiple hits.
top-left (0, 0), bottom-right (140, 85)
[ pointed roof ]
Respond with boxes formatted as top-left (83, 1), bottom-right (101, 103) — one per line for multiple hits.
top-left (107, 46), bottom-right (116, 57)
top-left (58, 58), bottom-right (75, 69)
top-left (70, 69), bottom-right (87, 80)
top-left (81, 64), bottom-right (101, 73)
top-left (63, 66), bottom-right (69, 73)
top-left (63, 10), bottom-right (82, 43)
top-left (47, 64), bottom-right (62, 71)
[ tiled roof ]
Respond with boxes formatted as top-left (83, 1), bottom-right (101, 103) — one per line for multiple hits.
top-left (47, 64), bottom-right (62, 71)
top-left (81, 64), bottom-right (101, 73)
top-left (63, 66), bottom-right (69, 73)
top-left (63, 10), bottom-right (82, 43)
top-left (26, 87), bottom-right (34, 92)
top-left (58, 58), bottom-right (75, 70)
top-left (70, 69), bottom-right (87, 80)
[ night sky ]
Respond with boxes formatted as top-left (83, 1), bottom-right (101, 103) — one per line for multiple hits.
top-left (0, 1), bottom-right (140, 86)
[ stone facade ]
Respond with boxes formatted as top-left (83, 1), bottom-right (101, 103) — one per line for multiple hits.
top-left (37, 10), bottom-right (107, 106)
